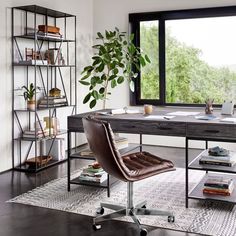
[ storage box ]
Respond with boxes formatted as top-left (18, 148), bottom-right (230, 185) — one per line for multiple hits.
top-left (44, 138), bottom-right (65, 161)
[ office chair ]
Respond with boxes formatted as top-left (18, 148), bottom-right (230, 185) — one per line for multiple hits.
top-left (82, 116), bottom-right (175, 236)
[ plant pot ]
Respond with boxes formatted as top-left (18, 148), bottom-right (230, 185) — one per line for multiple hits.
top-left (27, 100), bottom-right (36, 110)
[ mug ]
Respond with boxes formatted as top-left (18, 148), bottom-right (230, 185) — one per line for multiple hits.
top-left (144, 104), bottom-right (153, 115)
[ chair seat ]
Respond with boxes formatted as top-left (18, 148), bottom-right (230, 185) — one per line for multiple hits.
top-left (122, 151), bottom-right (175, 181)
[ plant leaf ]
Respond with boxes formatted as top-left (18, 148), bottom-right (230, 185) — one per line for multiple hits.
top-left (117, 76), bottom-right (124, 84)
top-left (90, 99), bottom-right (97, 109)
top-left (111, 79), bottom-right (117, 88)
top-left (97, 32), bottom-right (104, 39)
top-left (83, 93), bottom-right (91, 104)
top-left (129, 80), bottom-right (135, 92)
top-left (79, 81), bottom-right (90, 86)
top-left (99, 87), bottom-right (105, 94)
top-left (81, 72), bottom-right (91, 80)
top-left (92, 90), bottom-right (99, 100)
top-left (145, 54), bottom-right (151, 63)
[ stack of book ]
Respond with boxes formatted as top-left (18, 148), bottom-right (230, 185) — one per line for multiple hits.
top-left (199, 147), bottom-right (236, 167)
top-left (203, 175), bottom-right (234, 196)
top-left (79, 162), bottom-right (107, 183)
top-left (22, 128), bottom-right (53, 139)
top-left (79, 136), bottom-right (128, 157)
top-left (38, 96), bottom-right (67, 108)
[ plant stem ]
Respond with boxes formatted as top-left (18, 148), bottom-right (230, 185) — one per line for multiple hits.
top-left (103, 69), bottom-right (110, 109)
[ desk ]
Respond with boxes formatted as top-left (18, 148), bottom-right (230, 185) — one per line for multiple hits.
top-left (67, 108), bottom-right (236, 207)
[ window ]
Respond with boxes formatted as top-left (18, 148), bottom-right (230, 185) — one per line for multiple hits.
top-left (140, 21), bottom-right (159, 100)
top-left (129, 6), bottom-right (236, 106)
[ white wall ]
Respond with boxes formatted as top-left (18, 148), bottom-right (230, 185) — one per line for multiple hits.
top-left (92, 0), bottom-right (236, 150)
top-left (0, 0), bottom-right (93, 172)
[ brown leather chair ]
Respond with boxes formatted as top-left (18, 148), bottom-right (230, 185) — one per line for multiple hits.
top-left (82, 116), bottom-right (175, 236)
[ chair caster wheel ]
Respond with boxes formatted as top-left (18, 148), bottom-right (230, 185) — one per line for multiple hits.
top-left (93, 224), bottom-right (102, 231)
top-left (168, 215), bottom-right (175, 223)
top-left (96, 207), bottom-right (104, 215)
top-left (140, 228), bottom-right (148, 236)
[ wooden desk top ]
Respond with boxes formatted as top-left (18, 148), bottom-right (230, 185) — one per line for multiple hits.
top-left (68, 107), bottom-right (236, 140)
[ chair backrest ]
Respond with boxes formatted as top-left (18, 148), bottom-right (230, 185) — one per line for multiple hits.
top-left (82, 116), bottom-right (128, 182)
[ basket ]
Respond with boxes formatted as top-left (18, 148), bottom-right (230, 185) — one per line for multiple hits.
top-left (25, 155), bottom-right (52, 167)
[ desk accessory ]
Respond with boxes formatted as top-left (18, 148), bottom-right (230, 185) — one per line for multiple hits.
top-left (221, 101), bottom-right (234, 115)
top-left (205, 99), bottom-right (214, 114)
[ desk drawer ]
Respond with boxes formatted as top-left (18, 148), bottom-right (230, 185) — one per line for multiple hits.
top-left (187, 124), bottom-right (236, 139)
top-left (110, 120), bottom-right (186, 136)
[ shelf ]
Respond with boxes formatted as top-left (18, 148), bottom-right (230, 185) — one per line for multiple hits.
top-left (70, 175), bottom-right (118, 189)
top-left (188, 150), bottom-right (236, 174)
top-left (188, 173), bottom-right (236, 204)
top-left (14, 159), bottom-right (67, 173)
top-left (13, 63), bottom-right (76, 67)
top-left (14, 105), bottom-right (75, 112)
top-left (14, 35), bottom-right (75, 42)
top-left (14, 129), bottom-right (67, 142)
top-left (70, 143), bottom-right (141, 160)
top-left (13, 5), bottom-right (75, 18)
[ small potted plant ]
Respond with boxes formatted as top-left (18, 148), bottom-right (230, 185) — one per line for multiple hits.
top-left (22, 83), bottom-right (36, 110)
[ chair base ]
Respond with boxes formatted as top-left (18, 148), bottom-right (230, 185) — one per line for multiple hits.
top-left (93, 201), bottom-right (174, 235)
top-left (93, 182), bottom-right (174, 236)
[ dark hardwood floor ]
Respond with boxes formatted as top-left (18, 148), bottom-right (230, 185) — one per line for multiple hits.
top-left (0, 145), bottom-right (205, 236)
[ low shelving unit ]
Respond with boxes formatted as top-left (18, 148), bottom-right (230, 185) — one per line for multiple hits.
top-left (186, 137), bottom-right (236, 207)
top-left (68, 142), bottom-right (140, 197)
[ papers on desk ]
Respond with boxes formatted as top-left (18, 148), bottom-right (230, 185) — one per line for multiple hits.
top-left (144, 115), bottom-right (175, 120)
top-left (220, 118), bottom-right (236, 123)
top-left (111, 108), bottom-right (141, 115)
top-left (166, 111), bottom-right (200, 116)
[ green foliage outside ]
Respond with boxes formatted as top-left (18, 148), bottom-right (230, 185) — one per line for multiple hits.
top-left (140, 25), bottom-right (236, 104)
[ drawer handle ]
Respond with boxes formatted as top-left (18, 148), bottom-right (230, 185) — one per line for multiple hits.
top-left (157, 126), bottom-right (172, 130)
top-left (123, 125), bottom-right (136, 129)
top-left (204, 129), bottom-right (220, 133)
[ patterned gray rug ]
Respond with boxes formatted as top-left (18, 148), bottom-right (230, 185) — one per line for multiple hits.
top-left (7, 168), bottom-right (236, 236)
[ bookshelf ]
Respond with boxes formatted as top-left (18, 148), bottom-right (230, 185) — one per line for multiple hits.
top-left (12, 5), bottom-right (77, 172)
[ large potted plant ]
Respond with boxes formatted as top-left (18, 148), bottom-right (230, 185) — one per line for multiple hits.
top-left (22, 83), bottom-right (37, 110)
top-left (79, 28), bottom-right (150, 109)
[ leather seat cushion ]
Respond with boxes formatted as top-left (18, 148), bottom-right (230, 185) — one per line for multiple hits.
top-left (122, 151), bottom-right (175, 181)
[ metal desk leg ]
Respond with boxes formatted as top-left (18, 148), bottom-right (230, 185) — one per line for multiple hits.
top-left (140, 134), bottom-right (142, 152)
top-left (67, 131), bottom-right (71, 192)
top-left (205, 141), bottom-right (208, 174)
top-left (185, 137), bottom-right (189, 208)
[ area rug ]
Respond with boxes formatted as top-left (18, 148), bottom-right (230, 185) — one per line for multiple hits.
top-left (7, 168), bottom-right (236, 236)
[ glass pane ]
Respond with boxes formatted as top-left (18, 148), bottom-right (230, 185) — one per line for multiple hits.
top-left (140, 21), bottom-right (159, 100)
top-left (166, 17), bottom-right (236, 104)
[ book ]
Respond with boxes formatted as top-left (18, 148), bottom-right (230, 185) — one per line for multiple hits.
top-left (79, 173), bottom-right (107, 183)
top-left (38, 102), bottom-right (68, 108)
top-left (195, 115), bottom-right (218, 120)
top-left (39, 98), bottom-right (67, 105)
top-left (111, 108), bottom-right (141, 115)
top-left (220, 118), bottom-right (236, 123)
top-left (18, 60), bottom-right (48, 65)
top-left (199, 149), bottom-right (236, 167)
top-left (199, 160), bottom-right (235, 167)
top-left (204, 176), bottom-right (233, 188)
top-left (203, 189), bottom-right (231, 196)
top-left (204, 181), bottom-right (234, 193)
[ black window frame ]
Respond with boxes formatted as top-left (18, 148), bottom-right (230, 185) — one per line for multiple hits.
top-left (129, 5), bottom-right (236, 107)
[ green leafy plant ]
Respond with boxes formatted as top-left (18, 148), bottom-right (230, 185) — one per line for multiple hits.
top-left (22, 83), bottom-right (36, 101)
top-left (79, 28), bottom-right (150, 109)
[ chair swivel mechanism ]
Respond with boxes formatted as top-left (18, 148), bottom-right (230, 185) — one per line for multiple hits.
top-left (82, 116), bottom-right (175, 236)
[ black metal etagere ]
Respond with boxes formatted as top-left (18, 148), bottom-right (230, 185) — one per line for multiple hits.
top-left (12, 5), bottom-right (77, 172)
